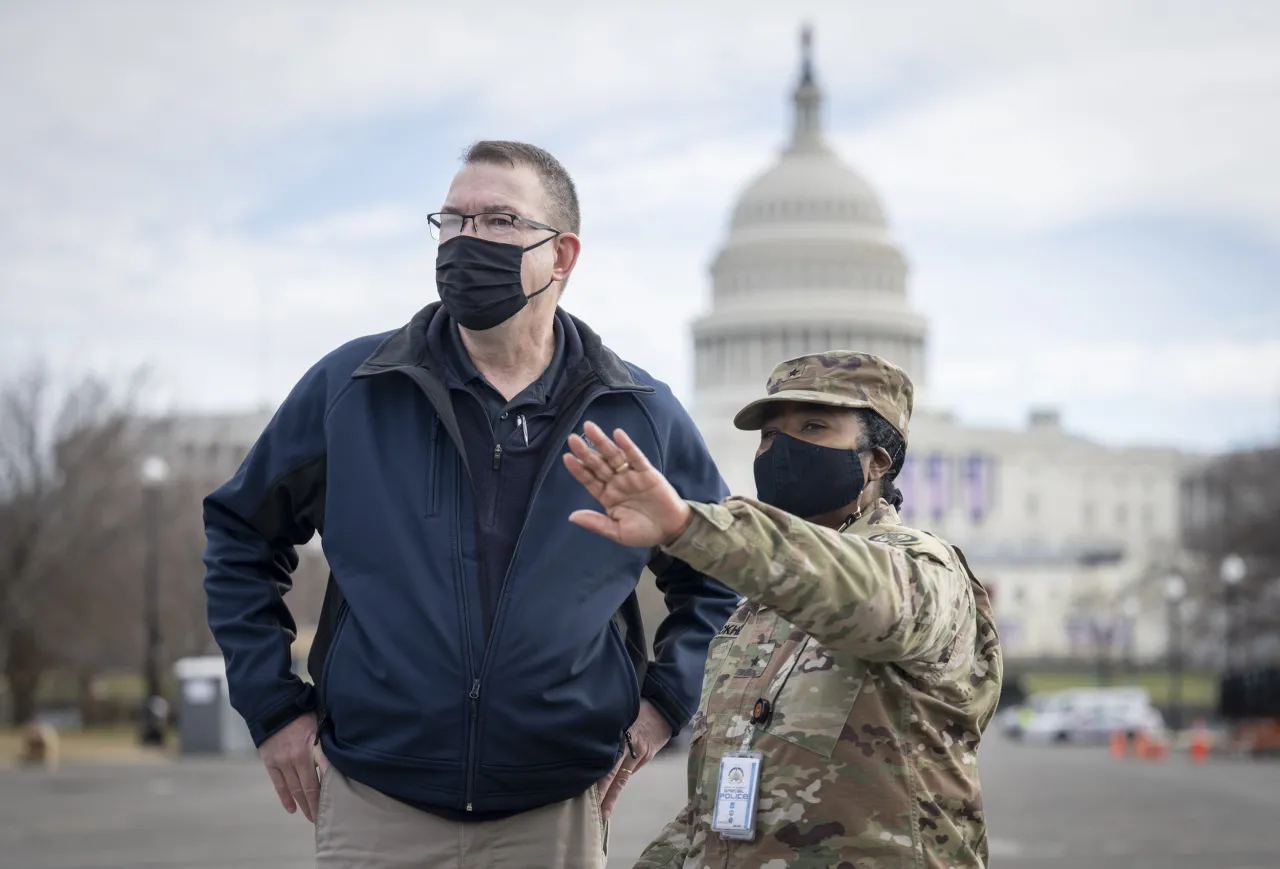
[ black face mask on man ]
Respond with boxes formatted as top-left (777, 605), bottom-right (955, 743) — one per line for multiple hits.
top-left (435, 234), bottom-right (556, 331)
top-left (753, 433), bottom-right (868, 521)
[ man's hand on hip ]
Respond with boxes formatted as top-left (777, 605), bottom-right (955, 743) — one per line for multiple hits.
top-left (596, 699), bottom-right (672, 822)
top-left (258, 711), bottom-right (322, 823)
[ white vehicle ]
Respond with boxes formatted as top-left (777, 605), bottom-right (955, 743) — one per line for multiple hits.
top-left (996, 692), bottom-right (1048, 740)
top-left (1014, 687), bottom-right (1165, 744)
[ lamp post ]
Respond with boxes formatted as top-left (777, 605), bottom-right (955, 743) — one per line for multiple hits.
top-left (1220, 554), bottom-right (1245, 673)
top-left (1163, 574), bottom-right (1186, 732)
top-left (139, 456), bottom-right (169, 746)
top-left (1091, 614), bottom-right (1116, 687)
top-left (1121, 596), bottom-right (1140, 673)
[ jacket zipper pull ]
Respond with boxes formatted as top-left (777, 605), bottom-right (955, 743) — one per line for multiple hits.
top-left (492, 444), bottom-right (502, 470)
top-left (624, 729), bottom-right (638, 760)
top-left (469, 678), bottom-right (482, 701)
top-left (518, 414), bottom-right (529, 446)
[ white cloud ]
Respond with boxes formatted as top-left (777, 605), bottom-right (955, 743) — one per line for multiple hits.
top-left (841, 39), bottom-right (1280, 239)
top-left (936, 339), bottom-right (1280, 404)
top-left (282, 205), bottom-right (429, 247)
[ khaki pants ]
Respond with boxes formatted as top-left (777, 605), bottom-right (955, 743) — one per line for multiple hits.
top-left (315, 766), bottom-right (609, 869)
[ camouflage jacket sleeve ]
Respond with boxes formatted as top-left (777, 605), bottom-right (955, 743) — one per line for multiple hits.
top-left (660, 498), bottom-right (968, 664)
top-left (631, 802), bottom-right (694, 869)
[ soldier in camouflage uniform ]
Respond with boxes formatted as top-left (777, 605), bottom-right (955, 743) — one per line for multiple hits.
top-left (562, 351), bottom-right (1003, 869)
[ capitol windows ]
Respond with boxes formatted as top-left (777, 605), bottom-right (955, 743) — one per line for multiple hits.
top-left (1141, 504), bottom-right (1155, 531)
top-left (1115, 504), bottom-right (1128, 527)
top-left (708, 338), bottom-right (718, 376)
top-left (1083, 502), bottom-right (1096, 527)
top-left (784, 334), bottom-right (798, 360)
top-left (1026, 493), bottom-right (1039, 520)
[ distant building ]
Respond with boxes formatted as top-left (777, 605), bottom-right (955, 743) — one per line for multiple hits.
top-left (690, 30), bottom-right (1187, 662)
top-left (145, 409), bottom-right (275, 486)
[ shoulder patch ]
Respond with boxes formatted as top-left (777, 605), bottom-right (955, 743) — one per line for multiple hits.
top-left (867, 531), bottom-right (921, 546)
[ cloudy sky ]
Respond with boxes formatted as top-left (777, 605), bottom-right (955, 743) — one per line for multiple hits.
top-left (3, 0), bottom-right (1278, 453)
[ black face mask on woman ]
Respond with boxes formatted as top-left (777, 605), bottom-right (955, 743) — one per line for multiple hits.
top-left (753, 433), bottom-right (868, 521)
top-left (435, 234), bottom-right (556, 331)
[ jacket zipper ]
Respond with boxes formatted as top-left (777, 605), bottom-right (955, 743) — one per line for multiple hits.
top-left (464, 677), bottom-right (481, 811)
top-left (426, 416), bottom-right (443, 516)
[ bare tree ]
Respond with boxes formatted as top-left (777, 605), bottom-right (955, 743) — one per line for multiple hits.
top-left (1181, 446), bottom-right (1280, 664)
top-left (0, 363), bottom-right (149, 724)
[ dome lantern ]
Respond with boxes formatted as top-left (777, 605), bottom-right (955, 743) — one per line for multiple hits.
top-left (790, 25), bottom-right (824, 154)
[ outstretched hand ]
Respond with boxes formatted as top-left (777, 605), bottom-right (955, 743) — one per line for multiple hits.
top-left (563, 421), bottom-right (692, 548)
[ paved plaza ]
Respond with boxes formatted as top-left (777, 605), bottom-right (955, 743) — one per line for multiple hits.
top-left (1, 733), bottom-right (1278, 868)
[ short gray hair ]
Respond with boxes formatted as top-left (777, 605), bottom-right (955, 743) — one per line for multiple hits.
top-left (462, 140), bottom-right (581, 235)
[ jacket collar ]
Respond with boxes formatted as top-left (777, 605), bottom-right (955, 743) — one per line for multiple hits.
top-left (353, 301), bottom-right (650, 393)
top-left (846, 498), bottom-right (901, 531)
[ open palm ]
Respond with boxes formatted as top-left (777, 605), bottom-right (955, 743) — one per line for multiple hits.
top-left (563, 421), bottom-right (692, 548)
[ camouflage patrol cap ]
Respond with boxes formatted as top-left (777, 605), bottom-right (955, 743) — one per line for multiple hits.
top-left (733, 351), bottom-right (915, 441)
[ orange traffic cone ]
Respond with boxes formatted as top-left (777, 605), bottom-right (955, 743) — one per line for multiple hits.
top-left (1133, 731), bottom-right (1150, 759)
top-left (1110, 730), bottom-right (1128, 758)
top-left (1189, 719), bottom-right (1210, 764)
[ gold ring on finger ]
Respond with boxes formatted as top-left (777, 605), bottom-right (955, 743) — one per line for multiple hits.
top-left (612, 462), bottom-right (630, 474)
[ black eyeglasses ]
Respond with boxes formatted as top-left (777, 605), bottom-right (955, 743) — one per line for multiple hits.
top-left (427, 212), bottom-right (560, 242)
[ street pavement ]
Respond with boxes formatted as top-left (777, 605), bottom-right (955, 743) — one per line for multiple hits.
top-left (1, 733), bottom-right (1278, 868)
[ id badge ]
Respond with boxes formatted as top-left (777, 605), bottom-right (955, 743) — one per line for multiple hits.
top-left (711, 750), bottom-right (763, 841)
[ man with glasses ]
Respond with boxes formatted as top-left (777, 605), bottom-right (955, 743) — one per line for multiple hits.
top-left (202, 140), bottom-right (739, 868)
